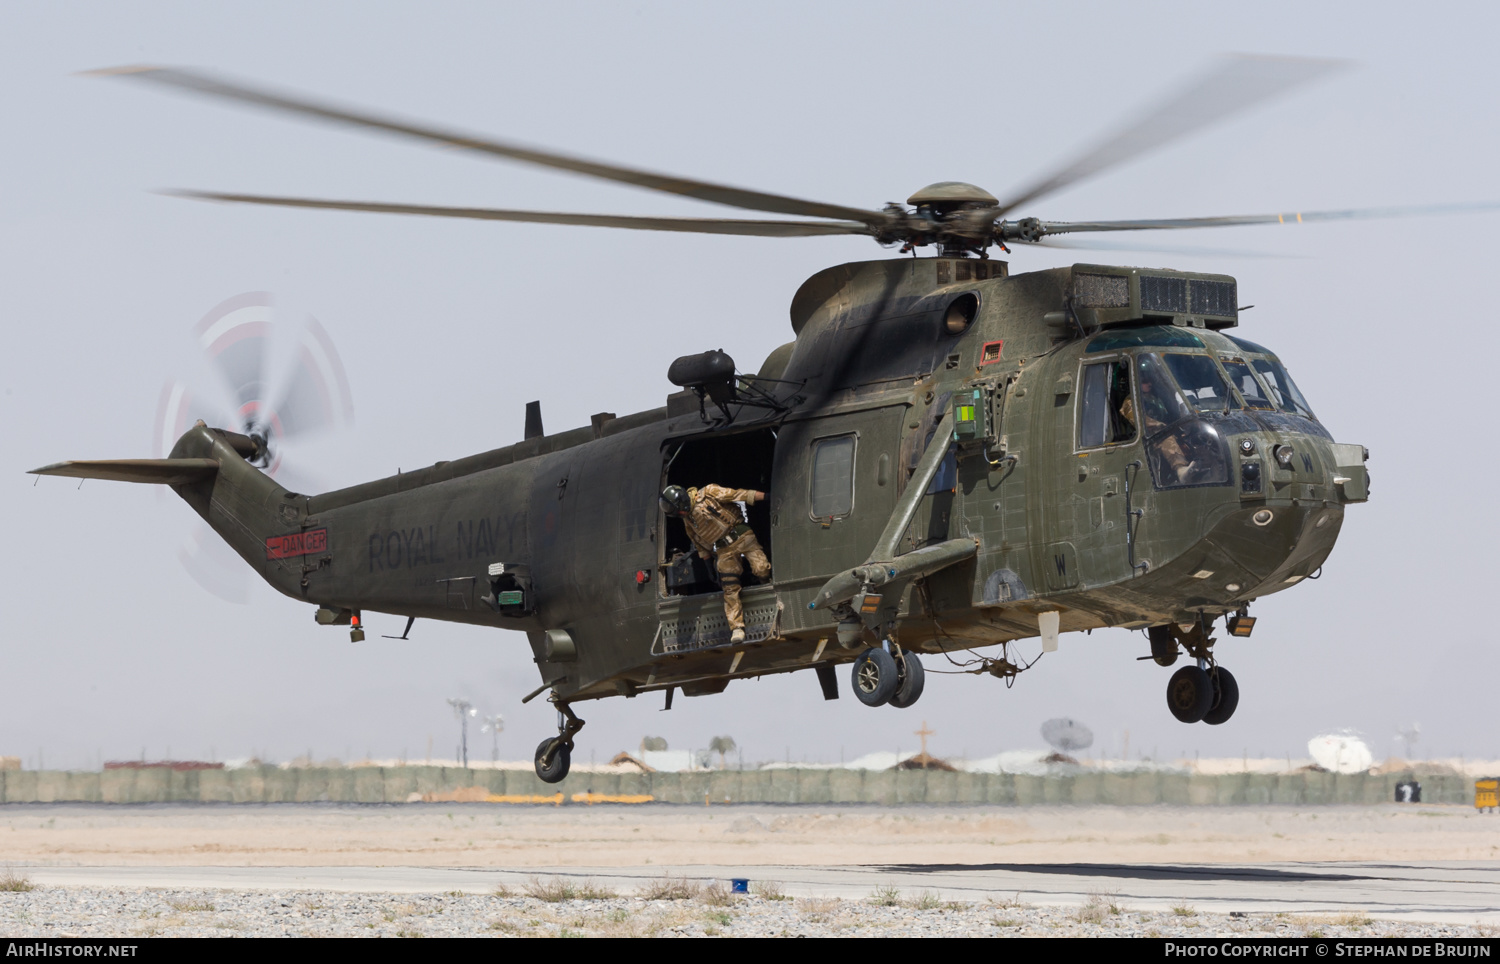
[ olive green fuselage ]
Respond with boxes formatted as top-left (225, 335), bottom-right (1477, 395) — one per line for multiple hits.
top-left (167, 258), bottom-right (1366, 704)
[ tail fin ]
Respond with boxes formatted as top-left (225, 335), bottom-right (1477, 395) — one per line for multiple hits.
top-left (29, 458), bottom-right (218, 485)
top-left (33, 422), bottom-right (306, 600)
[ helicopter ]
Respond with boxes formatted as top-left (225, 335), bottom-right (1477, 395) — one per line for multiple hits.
top-left (45, 55), bottom-right (1487, 785)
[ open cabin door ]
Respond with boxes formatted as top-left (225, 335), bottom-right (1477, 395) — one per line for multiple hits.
top-left (653, 427), bottom-right (778, 663)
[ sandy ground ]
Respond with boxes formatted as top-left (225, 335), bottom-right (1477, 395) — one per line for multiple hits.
top-left (0, 802), bottom-right (1496, 867)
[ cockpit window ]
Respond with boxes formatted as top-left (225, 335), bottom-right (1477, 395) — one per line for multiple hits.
top-left (1219, 357), bottom-right (1275, 410)
top-left (1163, 353), bottom-right (1238, 413)
top-left (1078, 359), bottom-right (1136, 448)
top-left (1251, 358), bottom-right (1316, 418)
top-left (1137, 352), bottom-right (1232, 489)
top-left (1135, 353), bottom-right (1192, 431)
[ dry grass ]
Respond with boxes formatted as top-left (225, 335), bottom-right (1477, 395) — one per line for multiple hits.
top-left (909, 890), bottom-right (943, 911)
top-left (989, 892), bottom-right (1029, 910)
top-left (523, 877), bottom-right (616, 902)
top-left (166, 900), bottom-right (214, 912)
top-left (750, 879), bottom-right (787, 901)
top-left (796, 897), bottom-right (840, 916)
top-left (1076, 893), bottom-right (1109, 924)
top-left (491, 883), bottom-right (513, 898)
top-left (638, 876), bottom-right (704, 901)
top-left (869, 885), bottom-right (902, 906)
top-left (1171, 904), bottom-right (1197, 917)
top-left (700, 880), bottom-right (736, 906)
top-left (0, 869), bottom-right (35, 892)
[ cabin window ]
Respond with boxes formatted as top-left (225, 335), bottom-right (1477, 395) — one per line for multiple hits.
top-left (1218, 357), bottom-right (1275, 410)
top-left (809, 435), bottom-right (856, 519)
top-left (1163, 353), bottom-right (1238, 413)
top-left (1078, 359), bottom-right (1137, 448)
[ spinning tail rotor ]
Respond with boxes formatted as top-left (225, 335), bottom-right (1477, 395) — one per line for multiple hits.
top-left (154, 293), bottom-right (354, 601)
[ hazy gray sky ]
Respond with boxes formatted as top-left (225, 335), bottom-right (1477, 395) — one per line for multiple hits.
top-left (4, 2), bottom-right (1497, 769)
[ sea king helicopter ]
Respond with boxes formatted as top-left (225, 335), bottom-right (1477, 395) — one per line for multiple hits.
top-left (48, 54), bottom-right (1480, 783)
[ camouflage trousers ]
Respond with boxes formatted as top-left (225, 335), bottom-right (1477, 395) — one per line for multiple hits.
top-left (715, 530), bottom-right (771, 630)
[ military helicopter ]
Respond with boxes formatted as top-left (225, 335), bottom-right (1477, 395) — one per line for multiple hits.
top-left (41, 56), bottom-right (1486, 784)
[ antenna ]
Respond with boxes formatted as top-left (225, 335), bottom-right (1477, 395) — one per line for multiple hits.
top-left (480, 714), bottom-right (505, 764)
top-left (446, 698), bottom-right (476, 768)
top-left (1394, 722), bottom-right (1421, 760)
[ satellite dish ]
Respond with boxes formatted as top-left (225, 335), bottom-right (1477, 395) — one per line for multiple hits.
top-left (1041, 718), bottom-right (1094, 753)
top-left (1308, 732), bottom-right (1373, 774)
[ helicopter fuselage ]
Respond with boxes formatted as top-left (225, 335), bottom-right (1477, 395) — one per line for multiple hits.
top-left (159, 257), bottom-right (1369, 706)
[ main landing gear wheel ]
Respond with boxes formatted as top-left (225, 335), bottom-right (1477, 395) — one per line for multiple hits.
top-left (851, 647), bottom-right (899, 707)
top-left (534, 738), bottom-right (571, 784)
top-left (888, 651), bottom-right (926, 708)
top-left (1166, 666), bottom-right (1214, 723)
top-left (1202, 667), bottom-right (1240, 726)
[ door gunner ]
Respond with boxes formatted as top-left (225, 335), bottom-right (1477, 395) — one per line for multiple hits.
top-left (661, 484), bottom-right (771, 644)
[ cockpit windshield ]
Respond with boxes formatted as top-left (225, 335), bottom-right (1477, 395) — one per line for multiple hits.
top-left (1250, 358), bottom-right (1316, 418)
top-left (1162, 353), bottom-right (1237, 413)
top-left (1219, 357), bottom-right (1275, 410)
top-left (1228, 335), bottom-right (1318, 420)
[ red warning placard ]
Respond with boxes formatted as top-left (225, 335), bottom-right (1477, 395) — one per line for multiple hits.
top-left (265, 528), bottom-right (328, 560)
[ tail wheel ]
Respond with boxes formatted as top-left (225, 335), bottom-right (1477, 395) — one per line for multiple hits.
top-left (1202, 667), bottom-right (1240, 725)
top-left (851, 648), bottom-right (899, 707)
top-left (534, 738), bottom-right (571, 783)
top-left (1166, 666), bottom-right (1214, 723)
top-left (888, 652), bottom-right (926, 708)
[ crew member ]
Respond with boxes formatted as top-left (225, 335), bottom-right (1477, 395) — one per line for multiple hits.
top-left (660, 483), bottom-right (771, 644)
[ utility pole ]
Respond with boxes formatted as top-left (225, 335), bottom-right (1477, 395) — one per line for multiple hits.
top-left (446, 698), bottom-right (475, 768)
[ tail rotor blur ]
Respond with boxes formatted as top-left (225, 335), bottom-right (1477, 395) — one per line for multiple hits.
top-left (154, 292), bottom-right (355, 602)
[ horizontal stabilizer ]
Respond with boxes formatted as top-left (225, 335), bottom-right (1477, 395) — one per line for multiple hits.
top-left (28, 458), bottom-right (219, 485)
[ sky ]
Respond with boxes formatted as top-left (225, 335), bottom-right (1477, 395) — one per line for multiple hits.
top-left (3, 1), bottom-right (1497, 770)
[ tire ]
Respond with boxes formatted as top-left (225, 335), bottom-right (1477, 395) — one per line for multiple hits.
top-left (1202, 667), bottom-right (1240, 725)
top-left (851, 648), bottom-right (899, 707)
top-left (534, 738), bottom-right (571, 784)
top-left (888, 652), bottom-right (926, 708)
top-left (1148, 626), bottom-right (1179, 667)
top-left (1166, 666), bottom-right (1213, 723)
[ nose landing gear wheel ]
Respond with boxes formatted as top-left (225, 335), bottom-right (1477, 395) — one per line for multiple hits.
top-left (1202, 667), bottom-right (1239, 725)
top-left (888, 652), bottom-right (925, 708)
top-left (534, 738), bottom-right (571, 783)
top-left (1166, 666), bottom-right (1214, 723)
top-left (851, 647), bottom-right (899, 707)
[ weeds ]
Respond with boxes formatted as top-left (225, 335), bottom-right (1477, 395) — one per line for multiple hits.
top-left (167, 900), bottom-right (214, 913)
top-left (639, 876), bottom-right (703, 901)
top-left (704, 909), bottom-right (733, 926)
top-left (1076, 894), bottom-right (1109, 925)
top-left (0, 869), bottom-right (35, 893)
top-left (909, 891), bottom-right (943, 911)
top-left (1171, 904), bottom-right (1197, 917)
top-left (751, 879), bottom-right (787, 901)
top-left (796, 898), bottom-right (839, 917)
top-left (524, 877), bottom-right (616, 902)
top-left (491, 883), bottom-right (513, 898)
top-left (869, 886), bottom-right (902, 907)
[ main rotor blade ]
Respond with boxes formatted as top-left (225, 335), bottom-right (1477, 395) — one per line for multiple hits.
top-left (168, 190), bottom-right (873, 237)
top-left (1027, 200), bottom-right (1500, 235)
top-left (993, 54), bottom-right (1346, 215)
top-left (94, 65), bottom-right (890, 225)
